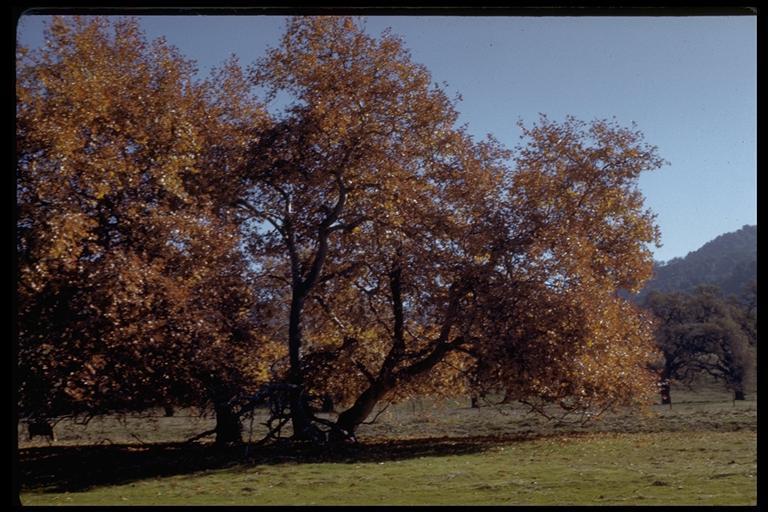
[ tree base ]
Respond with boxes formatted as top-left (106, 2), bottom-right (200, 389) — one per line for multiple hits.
top-left (214, 402), bottom-right (243, 446)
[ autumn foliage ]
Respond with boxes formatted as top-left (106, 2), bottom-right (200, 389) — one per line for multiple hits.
top-left (17, 16), bottom-right (666, 444)
top-left (16, 18), bottom-right (270, 436)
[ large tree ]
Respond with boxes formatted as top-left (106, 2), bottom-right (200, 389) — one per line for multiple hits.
top-left (16, 17), bottom-right (269, 444)
top-left (232, 17), bottom-right (665, 441)
top-left (17, 16), bottom-right (669, 446)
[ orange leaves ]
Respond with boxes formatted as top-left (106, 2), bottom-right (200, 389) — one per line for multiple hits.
top-left (17, 16), bottom-right (263, 419)
top-left (510, 116), bottom-right (664, 293)
top-left (17, 16), bottom-right (666, 427)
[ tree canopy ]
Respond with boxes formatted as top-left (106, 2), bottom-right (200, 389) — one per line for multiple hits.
top-left (16, 18), bottom-right (270, 440)
top-left (17, 16), bottom-right (668, 444)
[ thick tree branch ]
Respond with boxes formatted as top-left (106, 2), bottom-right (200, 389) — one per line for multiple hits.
top-left (301, 175), bottom-right (347, 292)
top-left (395, 282), bottom-right (466, 380)
top-left (353, 359), bottom-right (377, 384)
top-left (284, 219), bottom-right (302, 286)
top-left (319, 173), bottom-right (347, 231)
top-left (398, 335), bottom-right (467, 379)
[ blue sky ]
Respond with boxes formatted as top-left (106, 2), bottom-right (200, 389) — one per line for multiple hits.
top-left (17, 15), bottom-right (757, 263)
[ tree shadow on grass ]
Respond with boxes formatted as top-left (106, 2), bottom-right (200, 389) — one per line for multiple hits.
top-left (19, 432), bottom-right (549, 493)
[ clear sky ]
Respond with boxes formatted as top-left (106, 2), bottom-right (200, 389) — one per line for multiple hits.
top-left (16, 15), bottom-right (757, 263)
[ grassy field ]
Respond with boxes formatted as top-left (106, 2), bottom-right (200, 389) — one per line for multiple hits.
top-left (17, 384), bottom-right (757, 505)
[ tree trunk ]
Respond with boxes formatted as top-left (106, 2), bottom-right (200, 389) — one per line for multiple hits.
top-left (288, 294), bottom-right (304, 381)
top-left (287, 293), bottom-right (317, 440)
top-left (289, 389), bottom-right (320, 441)
top-left (470, 395), bottom-right (479, 408)
top-left (27, 419), bottom-right (55, 442)
top-left (320, 394), bottom-right (334, 413)
top-left (734, 389), bottom-right (745, 401)
top-left (659, 379), bottom-right (672, 406)
top-left (334, 341), bottom-right (465, 439)
top-left (214, 401), bottom-right (242, 446)
top-left (283, 185), bottom-right (342, 442)
top-left (335, 380), bottom-right (392, 438)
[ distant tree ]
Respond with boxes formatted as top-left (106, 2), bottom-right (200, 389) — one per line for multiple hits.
top-left (232, 16), bottom-right (666, 441)
top-left (687, 286), bottom-right (754, 401)
top-left (643, 291), bottom-right (700, 404)
top-left (16, 17), bottom-right (270, 445)
top-left (644, 285), bottom-right (755, 403)
top-left (730, 280), bottom-right (757, 349)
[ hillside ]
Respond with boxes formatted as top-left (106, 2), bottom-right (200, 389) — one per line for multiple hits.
top-left (635, 224), bottom-right (756, 300)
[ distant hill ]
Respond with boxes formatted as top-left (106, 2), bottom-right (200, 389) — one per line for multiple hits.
top-left (634, 225), bottom-right (756, 301)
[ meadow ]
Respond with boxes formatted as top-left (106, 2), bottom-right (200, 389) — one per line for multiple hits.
top-left (17, 384), bottom-right (756, 505)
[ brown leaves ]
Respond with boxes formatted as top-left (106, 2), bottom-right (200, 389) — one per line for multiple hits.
top-left (17, 16), bottom-right (265, 419)
top-left (232, 18), bottom-right (667, 428)
top-left (511, 115), bottom-right (665, 292)
top-left (18, 16), bottom-right (665, 429)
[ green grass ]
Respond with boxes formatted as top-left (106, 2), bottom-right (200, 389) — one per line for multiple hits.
top-left (20, 431), bottom-right (755, 505)
top-left (18, 383), bottom-right (757, 505)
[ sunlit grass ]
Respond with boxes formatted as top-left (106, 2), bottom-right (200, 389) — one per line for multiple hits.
top-left (20, 430), bottom-right (755, 505)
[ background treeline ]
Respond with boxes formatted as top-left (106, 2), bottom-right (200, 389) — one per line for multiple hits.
top-left (638, 224), bottom-right (756, 300)
top-left (636, 225), bottom-right (757, 404)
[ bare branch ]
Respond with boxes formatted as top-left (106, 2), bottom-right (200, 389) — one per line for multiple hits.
top-left (236, 199), bottom-right (285, 235)
top-left (313, 294), bottom-right (348, 333)
top-left (328, 215), bottom-right (369, 233)
top-left (300, 176), bottom-right (346, 292)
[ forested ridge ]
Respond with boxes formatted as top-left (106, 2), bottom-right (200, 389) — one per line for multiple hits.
top-left (636, 225), bottom-right (756, 300)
